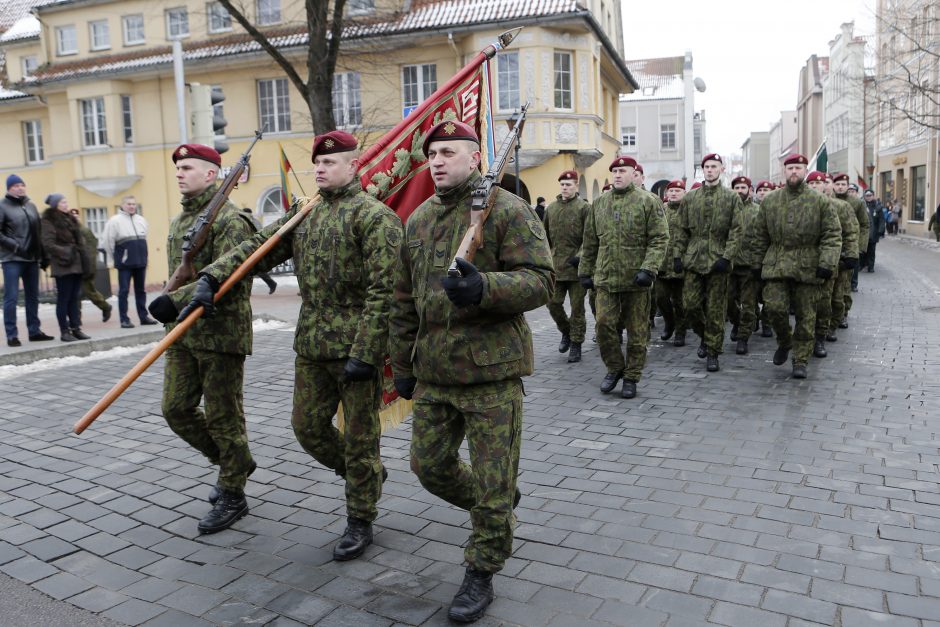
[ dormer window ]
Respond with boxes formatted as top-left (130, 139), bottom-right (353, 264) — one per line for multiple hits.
top-left (166, 7), bottom-right (189, 39)
top-left (123, 14), bottom-right (145, 45)
top-left (56, 25), bottom-right (78, 56)
top-left (257, 0), bottom-right (281, 25)
top-left (89, 20), bottom-right (110, 51)
top-left (21, 55), bottom-right (39, 79)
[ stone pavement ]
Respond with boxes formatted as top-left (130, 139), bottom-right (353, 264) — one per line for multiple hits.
top-left (1, 239), bottom-right (939, 626)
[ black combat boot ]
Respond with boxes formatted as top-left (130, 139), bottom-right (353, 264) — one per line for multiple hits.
top-left (660, 322), bottom-right (674, 341)
top-left (706, 355), bottom-right (720, 372)
top-left (838, 317), bottom-right (848, 329)
top-left (333, 517), bottom-right (373, 561)
top-left (730, 325), bottom-right (739, 342)
top-left (792, 363), bottom-right (808, 379)
top-left (696, 340), bottom-right (707, 359)
top-left (761, 323), bottom-right (774, 338)
top-left (772, 346), bottom-right (790, 366)
top-left (825, 331), bottom-right (838, 342)
top-left (813, 337), bottom-right (827, 358)
top-left (600, 371), bottom-right (622, 394)
top-left (567, 342), bottom-right (581, 363)
top-left (736, 339), bottom-right (748, 355)
top-left (198, 488), bottom-right (248, 534)
top-left (558, 334), bottom-right (571, 353)
top-left (209, 460), bottom-right (256, 504)
top-left (673, 330), bottom-right (686, 347)
top-left (621, 379), bottom-right (637, 399)
top-left (448, 567), bottom-right (495, 623)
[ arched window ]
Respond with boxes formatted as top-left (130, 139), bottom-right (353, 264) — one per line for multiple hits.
top-left (257, 186), bottom-right (286, 226)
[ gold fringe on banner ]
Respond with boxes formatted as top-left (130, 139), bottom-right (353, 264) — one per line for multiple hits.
top-left (336, 397), bottom-right (413, 434)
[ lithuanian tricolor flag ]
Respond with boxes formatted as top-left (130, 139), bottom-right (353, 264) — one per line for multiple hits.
top-left (278, 143), bottom-right (292, 210)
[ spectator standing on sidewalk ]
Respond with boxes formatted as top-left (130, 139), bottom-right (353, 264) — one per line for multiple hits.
top-left (102, 195), bottom-right (157, 328)
top-left (928, 205), bottom-right (940, 242)
top-left (0, 174), bottom-right (54, 347)
top-left (40, 194), bottom-right (90, 342)
top-left (862, 190), bottom-right (886, 272)
top-left (70, 208), bottom-right (112, 322)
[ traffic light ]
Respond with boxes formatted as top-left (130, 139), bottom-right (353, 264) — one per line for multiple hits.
top-left (210, 85), bottom-right (228, 154)
top-left (189, 83), bottom-right (228, 154)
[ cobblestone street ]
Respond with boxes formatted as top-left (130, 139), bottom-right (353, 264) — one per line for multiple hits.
top-left (1, 236), bottom-right (939, 626)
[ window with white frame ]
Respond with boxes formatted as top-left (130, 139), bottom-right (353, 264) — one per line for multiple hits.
top-left (621, 126), bottom-right (637, 151)
top-left (497, 51), bottom-right (519, 111)
top-left (21, 55), bottom-right (38, 79)
top-left (121, 95), bottom-right (134, 144)
top-left (123, 14), bottom-right (145, 45)
top-left (402, 63), bottom-right (437, 113)
top-left (257, 0), bottom-right (281, 25)
top-left (89, 20), bottom-right (110, 50)
top-left (258, 78), bottom-right (291, 133)
top-left (84, 207), bottom-right (108, 239)
top-left (56, 25), bottom-right (78, 55)
top-left (80, 97), bottom-right (108, 147)
top-left (207, 2), bottom-right (231, 33)
top-left (166, 7), bottom-right (189, 38)
top-left (333, 72), bottom-right (361, 128)
top-left (661, 123), bottom-right (676, 150)
top-left (553, 51), bottom-right (572, 109)
top-left (22, 120), bottom-right (44, 163)
top-left (347, 0), bottom-right (375, 14)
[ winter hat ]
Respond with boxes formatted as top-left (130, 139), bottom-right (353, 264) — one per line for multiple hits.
top-left (6, 174), bottom-right (24, 190)
top-left (44, 193), bottom-right (65, 208)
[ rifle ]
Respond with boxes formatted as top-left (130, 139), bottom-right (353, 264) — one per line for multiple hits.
top-left (164, 130), bottom-right (263, 293)
top-left (448, 102), bottom-right (529, 278)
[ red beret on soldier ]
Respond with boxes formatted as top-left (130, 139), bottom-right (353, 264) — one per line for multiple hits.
top-left (805, 170), bottom-right (826, 183)
top-left (172, 143), bottom-right (222, 167)
top-left (783, 153), bottom-right (808, 166)
top-left (421, 120), bottom-right (479, 157)
top-left (756, 180), bottom-right (773, 191)
top-left (701, 153), bottom-right (722, 167)
top-left (825, 172), bottom-right (833, 181)
top-left (635, 163), bottom-right (644, 175)
top-left (832, 172), bottom-right (849, 183)
top-left (666, 179), bottom-right (686, 190)
top-left (690, 181), bottom-right (703, 190)
top-left (558, 170), bottom-right (579, 182)
top-left (608, 155), bottom-right (638, 171)
top-left (311, 130), bottom-right (358, 162)
top-left (731, 176), bottom-right (752, 188)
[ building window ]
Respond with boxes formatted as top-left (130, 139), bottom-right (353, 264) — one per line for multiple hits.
top-left (207, 2), bottom-right (232, 33)
top-left (123, 14), bottom-right (145, 45)
top-left (402, 63), bottom-right (437, 116)
top-left (553, 51), bottom-right (572, 109)
top-left (259, 187), bottom-right (285, 217)
top-left (23, 120), bottom-right (44, 164)
top-left (497, 51), bottom-right (520, 111)
top-left (166, 7), bottom-right (189, 38)
top-left (257, 0), bottom-right (281, 25)
top-left (21, 56), bottom-right (38, 79)
top-left (56, 25), bottom-right (78, 56)
top-left (80, 97), bottom-right (108, 148)
top-left (661, 123), bottom-right (676, 150)
top-left (121, 95), bottom-right (134, 144)
top-left (84, 207), bottom-right (108, 239)
top-left (89, 20), bottom-right (110, 50)
top-left (912, 165), bottom-right (926, 221)
top-left (333, 72), bottom-right (361, 128)
top-left (258, 78), bottom-right (290, 133)
top-left (348, 0), bottom-right (375, 13)
top-left (621, 126), bottom-right (637, 151)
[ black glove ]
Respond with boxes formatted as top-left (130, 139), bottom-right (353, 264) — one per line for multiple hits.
top-left (751, 267), bottom-right (762, 279)
top-left (815, 266), bottom-right (833, 280)
top-left (176, 274), bottom-right (220, 321)
top-left (839, 257), bottom-right (859, 270)
top-left (633, 269), bottom-right (654, 287)
top-left (567, 256), bottom-right (580, 268)
top-left (148, 295), bottom-right (179, 324)
top-left (711, 257), bottom-right (730, 274)
top-left (579, 276), bottom-right (594, 290)
top-left (440, 258), bottom-right (484, 307)
top-left (394, 376), bottom-right (417, 400)
top-left (673, 257), bottom-right (683, 274)
top-left (342, 357), bottom-right (376, 382)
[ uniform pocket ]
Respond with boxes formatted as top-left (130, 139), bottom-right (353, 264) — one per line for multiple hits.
top-left (469, 334), bottom-right (524, 366)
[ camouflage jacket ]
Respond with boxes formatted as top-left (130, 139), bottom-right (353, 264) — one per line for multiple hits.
top-left (543, 193), bottom-right (589, 282)
top-left (578, 183), bottom-right (669, 292)
top-left (389, 171), bottom-right (553, 386)
top-left (78, 223), bottom-right (99, 280)
top-left (749, 182), bottom-right (842, 285)
top-left (673, 183), bottom-right (745, 274)
top-left (830, 196), bottom-right (860, 261)
top-left (201, 179), bottom-right (402, 367)
top-left (731, 200), bottom-right (761, 273)
top-left (835, 192), bottom-right (870, 255)
top-left (166, 185), bottom-right (254, 355)
top-left (658, 200), bottom-right (684, 279)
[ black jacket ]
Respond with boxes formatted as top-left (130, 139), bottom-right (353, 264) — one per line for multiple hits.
top-left (0, 193), bottom-right (44, 263)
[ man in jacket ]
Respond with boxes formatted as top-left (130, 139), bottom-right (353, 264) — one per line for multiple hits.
top-left (728, 176), bottom-right (762, 355)
top-left (544, 170), bottom-right (590, 363)
top-left (862, 190), bottom-right (886, 272)
top-left (833, 174), bottom-right (869, 312)
top-left (103, 195), bottom-right (157, 328)
top-left (390, 121), bottom-right (552, 623)
top-left (0, 174), bottom-right (54, 347)
top-left (656, 180), bottom-right (687, 346)
top-left (928, 205), bottom-right (940, 242)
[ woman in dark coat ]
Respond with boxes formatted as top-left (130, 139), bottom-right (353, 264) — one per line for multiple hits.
top-left (40, 194), bottom-right (90, 342)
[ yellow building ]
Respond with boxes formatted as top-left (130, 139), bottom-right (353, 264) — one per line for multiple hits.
top-left (1, 0), bottom-right (634, 283)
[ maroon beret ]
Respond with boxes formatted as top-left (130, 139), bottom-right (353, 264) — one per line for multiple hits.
top-left (755, 180), bottom-right (773, 191)
top-left (690, 181), bottom-right (703, 190)
top-left (602, 182), bottom-right (612, 192)
top-left (784, 153), bottom-right (808, 166)
top-left (832, 172), bottom-right (849, 183)
top-left (311, 130), bottom-right (358, 162)
top-left (701, 153), bottom-right (722, 167)
top-left (422, 120), bottom-right (479, 157)
top-left (731, 176), bottom-right (752, 188)
top-left (558, 170), bottom-right (579, 182)
top-left (806, 170), bottom-right (827, 183)
top-left (825, 172), bottom-right (833, 181)
top-left (172, 144), bottom-right (221, 167)
top-left (666, 179), bottom-right (686, 190)
top-left (609, 155), bottom-right (638, 171)
top-left (634, 163), bottom-right (644, 175)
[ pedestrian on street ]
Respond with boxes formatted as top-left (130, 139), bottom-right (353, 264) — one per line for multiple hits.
top-left (533, 196), bottom-right (546, 221)
top-left (0, 174), bottom-right (54, 347)
top-left (70, 208), bottom-right (112, 323)
top-left (240, 208), bottom-right (278, 294)
top-left (727, 176), bottom-right (761, 355)
top-left (102, 195), bottom-right (158, 328)
top-left (146, 144), bottom-right (258, 534)
top-left (929, 205), bottom-right (940, 242)
top-left (579, 156), bottom-right (668, 399)
top-left (749, 154), bottom-right (842, 379)
top-left (544, 170), bottom-right (590, 363)
top-left (862, 190), bottom-right (886, 272)
top-left (833, 175), bottom-right (869, 306)
top-left (656, 180), bottom-right (688, 347)
top-left (40, 194), bottom-right (90, 342)
top-left (390, 121), bottom-right (552, 623)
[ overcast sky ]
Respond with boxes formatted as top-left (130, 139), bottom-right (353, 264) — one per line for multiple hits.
top-left (623, 0), bottom-right (876, 159)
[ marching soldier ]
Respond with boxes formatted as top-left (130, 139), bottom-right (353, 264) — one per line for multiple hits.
top-left (544, 170), bottom-right (591, 363)
top-left (728, 176), bottom-right (762, 355)
top-left (673, 153), bottom-right (745, 372)
top-left (656, 180), bottom-right (687, 346)
top-left (579, 156), bottom-right (668, 399)
top-left (832, 173), bottom-right (869, 316)
top-left (814, 173), bottom-right (859, 346)
top-left (172, 132), bottom-right (403, 557)
top-left (749, 154), bottom-right (841, 379)
top-left (753, 180), bottom-right (775, 338)
top-left (389, 121), bottom-right (552, 623)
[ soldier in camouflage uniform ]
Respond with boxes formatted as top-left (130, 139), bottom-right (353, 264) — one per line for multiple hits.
top-left (177, 132), bottom-right (403, 558)
top-left (673, 153), bottom-right (745, 372)
top-left (727, 176), bottom-right (762, 355)
top-left (656, 180), bottom-right (687, 346)
top-left (579, 156), bottom-right (668, 399)
top-left (389, 121), bottom-right (552, 623)
top-left (753, 180), bottom-right (775, 338)
top-left (833, 174), bottom-right (869, 320)
top-left (145, 144), bottom-right (256, 534)
top-left (749, 154), bottom-right (842, 379)
top-left (70, 208), bottom-right (112, 323)
top-left (544, 170), bottom-right (590, 363)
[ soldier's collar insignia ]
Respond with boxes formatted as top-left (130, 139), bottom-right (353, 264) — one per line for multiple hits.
top-left (324, 139), bottom-right (335, 148)
top-left (444, 122), bottom-right (457, 135)
top-left (179, 147), bottom-right (188, 156)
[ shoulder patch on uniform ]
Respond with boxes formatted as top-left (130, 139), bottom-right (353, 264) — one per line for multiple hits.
top-left (385, 226), bottom-right (402, 248)
top-left (526, 218), bottom-right (546, 240)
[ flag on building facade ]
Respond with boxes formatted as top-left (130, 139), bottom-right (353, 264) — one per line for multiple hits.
top-left (855, 170), bottom-right (869, 191)
top-left (808, 140), bottom-right (828, 173)
top-left (278, 143), bottom-right (293, 210)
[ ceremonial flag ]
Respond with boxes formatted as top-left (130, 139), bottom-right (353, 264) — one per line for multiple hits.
top-left (855, 169), bottom-right (869, 191)
top-left (808, 139), bottom-right (828, 173)
top-left (278, 142), bottom-right (292, 210)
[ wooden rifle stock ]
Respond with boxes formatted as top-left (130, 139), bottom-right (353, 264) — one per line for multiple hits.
top-left (73, 194), bottom-right (320, 435)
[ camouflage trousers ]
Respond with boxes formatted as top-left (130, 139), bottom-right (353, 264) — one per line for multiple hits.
top-left (410, 380), bottom-right (522, 574)
top-left (547, 280), bottom-right (587, 343)
top-left (162, 346), bottom-right (253, 491)
top-left (762, 279), bottom-right (819, 366)
top-left (727, 272), bottom-right (760, 332)
top-left (291, 356), bottom-right (383, 522)
top-left (683, 271), bottom-right (729, 356)
top-left (814, 277), bottom-right (836, 337)
top-left (80, 276), bottom-right (109, 312)
top-left (655, 278), bottom-right (686, 334)
top-left (596, 288), bottom-right (651, 381)
top-left (829, 269), bottom-right (852, 333)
